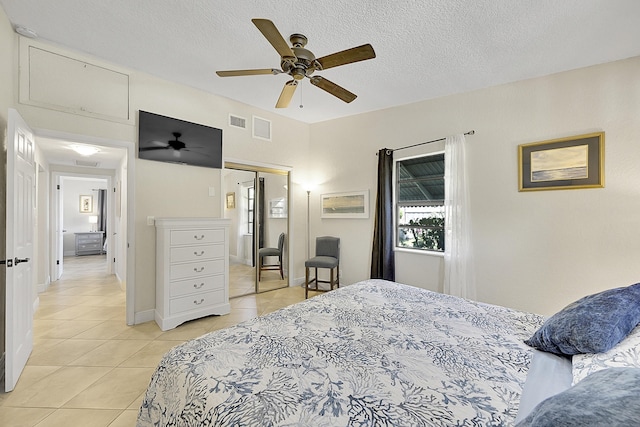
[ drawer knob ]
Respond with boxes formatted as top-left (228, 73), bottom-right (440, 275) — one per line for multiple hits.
top-left (194, 234), bottom-right (205, 240)
top-left (193, 266), bottom-right (205, 273)
top-left (193, 298), bottom-right (205, 305)
top-left (194, 251), bottom-right (205, 256)
top-left (193, 282), bottom-right (205, 289)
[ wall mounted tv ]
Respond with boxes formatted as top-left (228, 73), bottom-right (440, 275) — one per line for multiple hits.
top-left (138, 110), bottom-right (223, 169)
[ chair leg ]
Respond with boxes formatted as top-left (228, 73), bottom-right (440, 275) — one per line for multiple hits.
top-left (258, 256), bottom-right (262, 281)
top-left (336, 265), bottom-right (340, 288)
top-left (279, 256), bottom-right (283, 279)
top-left (305, 266), bottom-right (309, 299)
top-left (330, 268), bottom-right (334, 290)
top-left (314, 268), bottom-right (318, 291)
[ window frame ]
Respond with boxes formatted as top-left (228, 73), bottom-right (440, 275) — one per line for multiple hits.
top-left (394, 150), bottom-right (446, 254)
top-left (247, 186), bottom-right (254, 235)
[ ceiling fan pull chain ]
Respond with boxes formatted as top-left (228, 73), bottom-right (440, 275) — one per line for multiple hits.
top-left (299, 81), bottom-right (304, 109)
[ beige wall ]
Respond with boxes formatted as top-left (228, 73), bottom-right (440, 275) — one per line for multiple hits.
top-left (9, 36), bottom-right (311, 319)
top-left (309, 56), bottom-right (640, 315)
top-left (2, 1), bottom-right (639, 320)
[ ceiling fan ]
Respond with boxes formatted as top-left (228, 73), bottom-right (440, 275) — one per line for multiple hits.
top-left (216, 19), bottom-right (376, 108)
top-left (139, 132), bottom-right (199, 158)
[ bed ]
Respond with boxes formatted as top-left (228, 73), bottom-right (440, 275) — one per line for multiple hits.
top-left (137, 279), bottom-right (548, 426)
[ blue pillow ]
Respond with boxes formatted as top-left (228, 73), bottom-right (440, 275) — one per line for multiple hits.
top-left (524, 283), bottom-right (640, 355)
top-left (515, 368), bottom-right (640, 426)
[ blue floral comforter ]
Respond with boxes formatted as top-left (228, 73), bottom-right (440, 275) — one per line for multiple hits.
top-left (137, 279), bottom-right (544, 426)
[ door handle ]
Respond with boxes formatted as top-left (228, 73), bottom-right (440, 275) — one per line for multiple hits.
top-left (14, 257), bottom-right (30, 265)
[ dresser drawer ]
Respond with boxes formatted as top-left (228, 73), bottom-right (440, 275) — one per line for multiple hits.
top-left (169, 259), bottom-right (224, 280)
top-left (77, 235), bottom-right (102, 244)
top-left (170, 244), bottom-right (224, 263)
top-left (171, 229), bottom-right (225, 246)
top-left (169, 289), bottom-right (225, 314)
top-left (78, 242), bottom-right (102, 251)
top-left (169, 274), bottom-right (225, 298)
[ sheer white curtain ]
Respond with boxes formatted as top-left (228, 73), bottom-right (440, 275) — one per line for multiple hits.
top-left (444, 134), bottom-right (476, 299)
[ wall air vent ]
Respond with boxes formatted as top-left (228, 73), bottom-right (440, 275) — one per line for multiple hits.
top-left (75, 160), bottom-right (99, 167)
top-left (253, 116), bottom-right (271, 141)
top-left (229, 114), bottom-right (247, 129)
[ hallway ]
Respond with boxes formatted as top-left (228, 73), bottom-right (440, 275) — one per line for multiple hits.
top-left (0, 255), bottom-right (305, 426)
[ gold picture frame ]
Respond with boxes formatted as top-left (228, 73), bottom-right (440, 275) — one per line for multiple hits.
top-left (79, 195), bottom-right (93, 212)
top-left (518, 132), bottom-right (604, 191)
top-left (226, 192), bottom-right (235, 209)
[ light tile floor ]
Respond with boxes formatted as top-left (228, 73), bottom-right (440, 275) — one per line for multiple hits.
top-left (0, 255), bottom-right (306, 426)
top-left (229, 261), bottom-right (288, 298)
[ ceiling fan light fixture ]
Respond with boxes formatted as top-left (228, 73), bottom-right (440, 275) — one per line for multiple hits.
top-left (15, 25), bottom-right (38, 38)
top-left (70, 144), bottom-right (100, 156)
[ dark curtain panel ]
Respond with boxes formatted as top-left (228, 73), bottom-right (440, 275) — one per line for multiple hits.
top-left (97, 189), bottom-right (107, 234)
top-left (371, 149), bottom-right (395, 281)
top-left (258, 177), bottom-right (265, 249)
top-left (252, 177), bottom-right (265, 267)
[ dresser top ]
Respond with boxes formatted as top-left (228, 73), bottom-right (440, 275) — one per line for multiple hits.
top-left (155, 217), bottom-right (231, 229)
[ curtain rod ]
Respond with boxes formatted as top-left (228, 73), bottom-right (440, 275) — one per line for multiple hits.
top-left (383, 130), bottom-right (475, 154)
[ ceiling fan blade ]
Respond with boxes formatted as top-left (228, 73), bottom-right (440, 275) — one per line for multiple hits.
top-left (216, 68), bottom-right (281, 77)
top-left (139, 146), bottom-right (169, 151)
top-left (316, 44), bottom-right (376, 70)
top-left (276, 80), bottom-right (298, 108)
top-left (309, 76), bottom-right (357, 103)
top-left (252, 19), bottom-right (296, 62)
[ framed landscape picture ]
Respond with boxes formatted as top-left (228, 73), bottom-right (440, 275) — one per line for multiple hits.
top-left (321, 190), bottom-right (369, 219)
top-left (518, 132), bottom-right (604, 191)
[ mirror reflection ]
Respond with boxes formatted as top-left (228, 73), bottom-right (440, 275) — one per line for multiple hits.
top-left (223, 165), bottom-right (289, 298)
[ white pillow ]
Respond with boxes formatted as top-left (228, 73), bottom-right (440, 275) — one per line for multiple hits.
top-left (515, 350), bottom-right (573, 423)
top-left (572, 324), bottom-right (640, 385)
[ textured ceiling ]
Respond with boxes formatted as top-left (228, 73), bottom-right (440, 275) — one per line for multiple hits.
top-left (2, 0), bottom-right (640, 125)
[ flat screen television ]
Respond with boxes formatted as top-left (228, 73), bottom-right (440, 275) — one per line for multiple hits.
top-left (138, 110), bottom-right (223, 169)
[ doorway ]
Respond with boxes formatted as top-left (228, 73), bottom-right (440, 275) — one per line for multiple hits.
top-left (35, 130), bottom-right (135, 325)
top-left (54, 175), bottom-right (110, 281)
top-left (223, 162), bottom-right (290, 298)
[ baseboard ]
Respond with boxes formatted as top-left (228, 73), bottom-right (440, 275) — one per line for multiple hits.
top-left (292, 277), bottom-right (305, 287)
top-left (37, 276), bottom-right (51, 293)
top-left (115, 272), bottom-right (125, 291)
top-left (230, 255), bottom-right (253, 267)
top-left (64, 250), bottom-right (75, 257)
top-left (134, 309), bottom-right (155, 325)
top-left (0, 352), bottom-right (5, 390)
top-left (33, 296), bottom-right (40, 313)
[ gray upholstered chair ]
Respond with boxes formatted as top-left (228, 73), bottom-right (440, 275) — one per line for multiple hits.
top-left (305, 236), bottom-right (340, 298)
top-left (259, 232), bottom-right (285, 280)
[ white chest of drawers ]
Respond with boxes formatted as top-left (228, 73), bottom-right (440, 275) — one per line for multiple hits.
top-left (155, 218), bottom-right (231, 331)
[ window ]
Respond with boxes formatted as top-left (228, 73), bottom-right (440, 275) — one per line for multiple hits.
top-left (247, 186), bottom-right (254, 234)
top-left (396, 153), bottom-right (445, 252)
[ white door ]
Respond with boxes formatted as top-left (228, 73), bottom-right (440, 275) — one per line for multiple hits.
top-left (5, 109), bottom-right (36, 392)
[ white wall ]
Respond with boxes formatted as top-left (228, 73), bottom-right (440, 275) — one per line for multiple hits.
top-left (309, 56), bottom-right (640, 315)
top-left (35, 148), bottom-right (51, 291)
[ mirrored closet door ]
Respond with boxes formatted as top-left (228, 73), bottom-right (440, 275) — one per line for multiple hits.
top-left (223, 162), bottom-right (290, 298)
